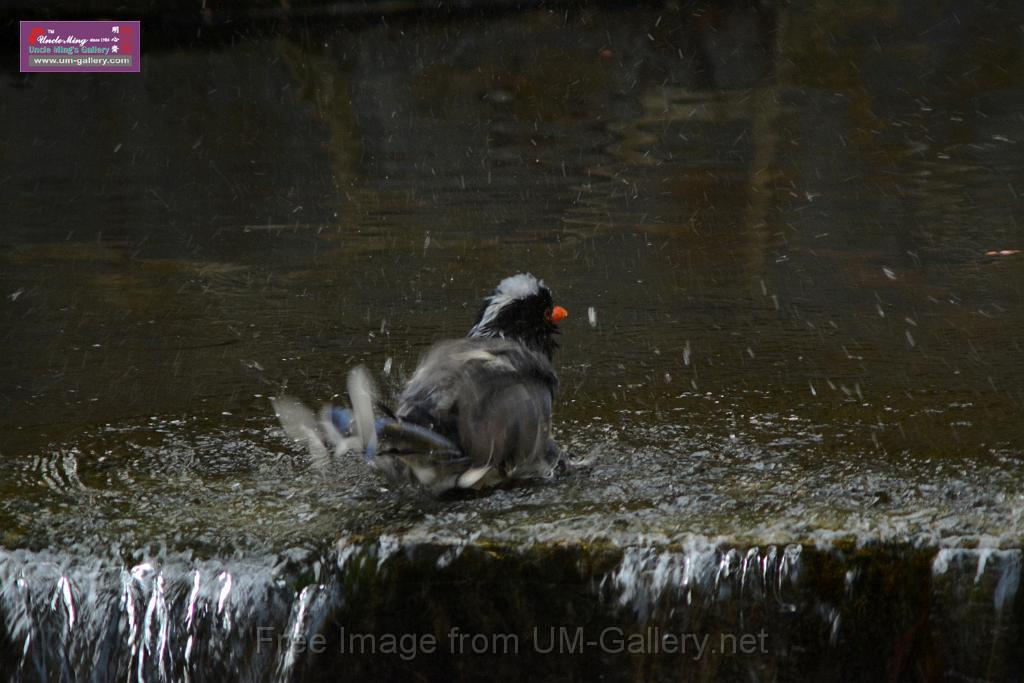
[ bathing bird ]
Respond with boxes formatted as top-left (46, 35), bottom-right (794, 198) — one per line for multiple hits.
top-left (276, 273), bottom-right (569, 494)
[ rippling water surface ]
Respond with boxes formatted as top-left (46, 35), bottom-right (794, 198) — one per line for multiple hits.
top-left (2, 1), bottom-right (1023, 680)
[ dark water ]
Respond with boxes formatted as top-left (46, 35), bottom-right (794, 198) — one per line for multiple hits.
top-left (2, 2), bottom-right (1024, 680)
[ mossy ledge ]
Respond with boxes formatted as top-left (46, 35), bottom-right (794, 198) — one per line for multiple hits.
top-left (1, 536), bottom-right (1021, 681)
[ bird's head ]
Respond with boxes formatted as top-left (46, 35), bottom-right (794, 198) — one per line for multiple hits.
top-left (468, 273), bottom-right (568, 359)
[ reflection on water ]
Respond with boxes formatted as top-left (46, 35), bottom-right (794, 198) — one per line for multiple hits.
top-left (2, 0), bottom-right (1024, 679)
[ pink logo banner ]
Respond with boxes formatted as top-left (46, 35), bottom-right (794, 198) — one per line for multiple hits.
top-left (20, 20), bottom-right (141, 73)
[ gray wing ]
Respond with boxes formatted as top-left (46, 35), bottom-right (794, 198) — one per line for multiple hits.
top-left (396, 338), bottom-right (560, 474)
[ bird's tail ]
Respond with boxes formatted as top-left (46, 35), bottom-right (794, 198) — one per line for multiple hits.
top-left (331, 365), bottom-right (461, 456)
top-left (327, 407), bottom-right (461, 455)
top-left (273, 366), bottom-right (462, 480)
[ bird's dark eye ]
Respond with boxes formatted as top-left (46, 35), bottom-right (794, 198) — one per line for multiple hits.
top-left (544, 307), bottom-right (553, 321)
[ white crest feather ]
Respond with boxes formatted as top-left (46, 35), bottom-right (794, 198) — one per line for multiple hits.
top-left (468, 273), bottom-right (544, 338)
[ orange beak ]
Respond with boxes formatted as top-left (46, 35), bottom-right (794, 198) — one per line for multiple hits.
top-left (549, 305), bottom-right (568, 323)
